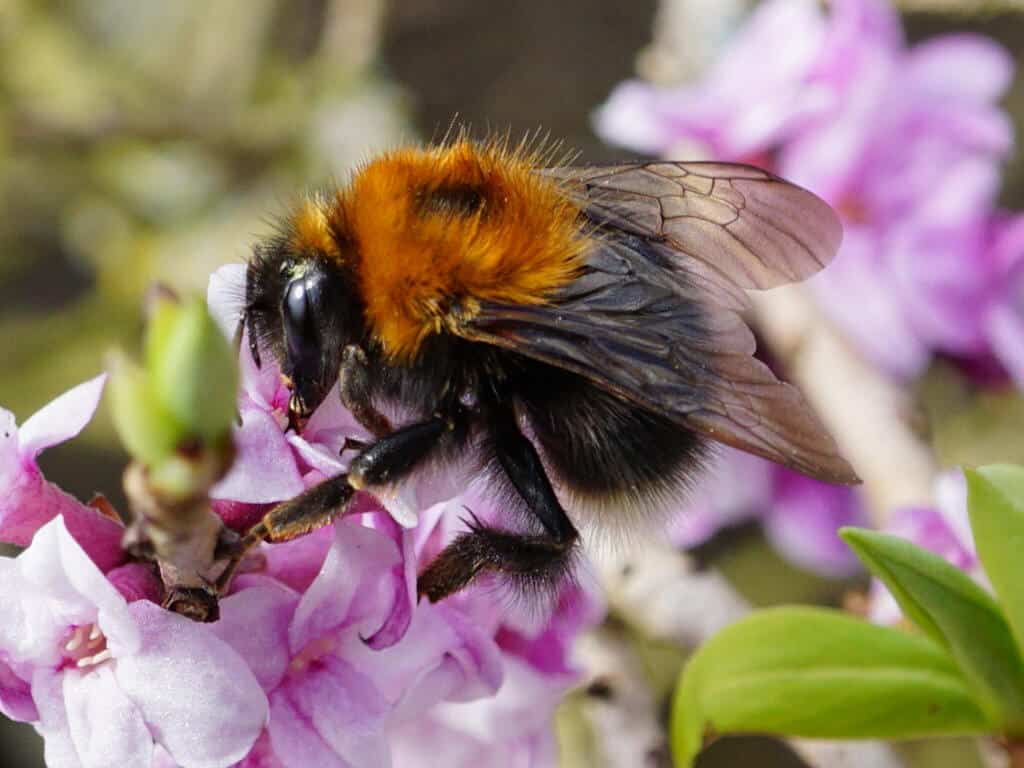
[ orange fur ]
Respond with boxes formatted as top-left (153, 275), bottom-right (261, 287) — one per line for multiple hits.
top-left (290, 197), bottom-right (340, 259)
top-left (325, 140), bottom-right (588, 361)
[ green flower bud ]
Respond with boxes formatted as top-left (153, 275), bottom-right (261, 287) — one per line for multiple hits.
top-left (147, 297), bottom-right (238, 444)
top-left (107, 353), bottom-right (181, 465)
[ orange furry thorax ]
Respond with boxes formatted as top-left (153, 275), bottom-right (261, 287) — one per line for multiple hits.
top-left (306, 140), bottom-right (589, 361)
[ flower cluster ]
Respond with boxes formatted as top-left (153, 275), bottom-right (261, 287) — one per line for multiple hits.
top-left (0, 264), bottom-right (603, 768)
top-left (597, 0), bottom-right (1020, 576)
top-left (598, 0), bottom-right (1019, 384)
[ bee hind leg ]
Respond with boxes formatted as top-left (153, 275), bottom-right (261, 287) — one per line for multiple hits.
top-left (417, 408), bottom-right (579, 603)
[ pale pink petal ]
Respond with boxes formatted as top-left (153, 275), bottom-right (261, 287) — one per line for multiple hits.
top-left (593, 81), bottom-right (679, 154)
top-left (266, 690), bottom-right (348, 768)
top-left (286, 434), bottom-right (346, 479)
top-left (63, 665), bottom-right (153, 768)
top-left (207, 263), bottom-right (247, 340)
top-left (289, 523), bottom-right (401, 653)
top-left (212, 409), bottom-right (304, 504)
top-left (287, 657), bottom-right (390, 768)
top-left (1, 517), bottom-right (136, 666)
top-left (214, 581), bottom-right (296, 692)
top-left (32, 668), bottom-right (82, 768)
top-left (261, 525), bottom-right (337, 594)
top-left (18, 375), bottom-right (107, 460)
top-left (902, 35), bottom-right (1013, 104)
top-left (361, 514), bottom-right (415, 650)
top-left (115, 601), bottom-right (267, 768)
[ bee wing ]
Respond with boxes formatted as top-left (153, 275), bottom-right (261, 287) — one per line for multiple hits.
top-left (540, 161), bottom-right (843, 292)
top-left (454, 230), bottom-right (858, 485)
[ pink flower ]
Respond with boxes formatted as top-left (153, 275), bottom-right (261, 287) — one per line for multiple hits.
top-left (597, 0), bottom-right (1017, 382)
top-left (207, 261), bottom-right (604, 766)
top-left (0, 516), bottom-right (268, 768)
top-left (0, 375), bottom-right (124, 571)
top-left (671, 449), bottom-right (866, 577)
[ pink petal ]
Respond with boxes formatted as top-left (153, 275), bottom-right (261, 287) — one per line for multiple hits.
top-left (18, 375), bottom-right (107, 460)
top-left (212, 409), bottom-right (304, 504)
top-left (234, 731), bottom-right (285, 768)
top-left (0, 658), bottom-right (36, 722)
top-left (361, 515), bottom-right (415, 650)
top-left (986, 303), bottom-right (1024, 390)
top-left (266, 689), bottom-right (349, 768)
top-left (288, 523), bottom-right (401, 654)
top-left (0, 464), bottom-right (124, 571)
top-left (207, 264), bottom-right (247, 340)
top-left (902, 35), bottom-right (1013, 104)
top-left (261, 525), bottom-right (337, 594)
top-left (284, 657), bottom-right (390, 768)
top-left (593, 81), bottom-right (678, 154)
top-left (31, 668), bottom-right (82, 768)
top-left (63, 664), bottom-right (154, 768)
top-left (105, 563), bottom-right (162, 604)
top-left (214, 581), bottom-right (296, 692)
top-left (763, 470), bottom-right (865, 578)
top-left (286, 434), bottom-right (346, 479)
top-left (115, 601), bottom-right (267, 768)
top-left (1, 517), bottom-right (136, 667)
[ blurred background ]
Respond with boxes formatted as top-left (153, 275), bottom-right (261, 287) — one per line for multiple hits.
top-left (2, 1), bottom-right (1024, 766)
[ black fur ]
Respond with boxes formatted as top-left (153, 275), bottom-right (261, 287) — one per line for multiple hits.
top-left (244, 221), bottom-right (712, 601)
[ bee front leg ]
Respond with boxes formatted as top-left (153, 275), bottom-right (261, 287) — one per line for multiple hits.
top-left (215, 473), bottom-right (355, 592)
top-left (340, 344), bottom-right (392, 438)
top-left (218, 410), bottom-right (467, 594)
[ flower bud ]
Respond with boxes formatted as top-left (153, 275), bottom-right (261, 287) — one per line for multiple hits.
top-left (107, 353), bottom-right (180, 466)
top-left (147, 296), bottom-right (238, 444)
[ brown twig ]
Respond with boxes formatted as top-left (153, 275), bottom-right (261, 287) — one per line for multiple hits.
top-left (121, 462), bottom-right (236, 622)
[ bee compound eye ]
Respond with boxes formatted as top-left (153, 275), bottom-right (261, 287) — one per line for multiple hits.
top-left (282, 272), bottom-right (323, 366)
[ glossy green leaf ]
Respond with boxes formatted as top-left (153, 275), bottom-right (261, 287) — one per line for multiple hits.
top-left (671, 607), bottom-right (991, 768)
top-left (967, 466), bottom-right (1024, 679)
top-left (841, 527), bottom-right (1024, 726)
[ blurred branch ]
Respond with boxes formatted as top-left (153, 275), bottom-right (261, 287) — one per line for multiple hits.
top-left (751, 286), bottom-right (936, 525)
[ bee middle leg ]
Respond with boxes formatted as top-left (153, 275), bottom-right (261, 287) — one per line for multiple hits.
top-left (340, 344), bottom-right (393, 437)
top-left (217, 411), bottom-right (466, 593)
top-left (417, 408), bottom-right (579, 602)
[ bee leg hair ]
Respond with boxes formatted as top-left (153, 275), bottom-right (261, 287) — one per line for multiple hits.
top-left (417, 407), bottom-right (579, 602)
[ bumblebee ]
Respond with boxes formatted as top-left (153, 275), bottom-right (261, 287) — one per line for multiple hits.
top-left (226, 138), bottom-right (858, 602)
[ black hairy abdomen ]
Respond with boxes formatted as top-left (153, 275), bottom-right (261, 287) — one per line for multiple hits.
top-left (512, 361), bottom-right (707, 503)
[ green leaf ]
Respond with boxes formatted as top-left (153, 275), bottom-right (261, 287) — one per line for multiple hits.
top-left (841, 527), bottom-right (1024, 727)
top-left (670, 607), bottom-right (991, 768)
top-left (967, 467), bottom-right (1024, 673)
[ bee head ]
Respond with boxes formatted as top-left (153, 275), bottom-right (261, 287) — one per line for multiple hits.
top-left (244, 202), bottom-right (363, 424)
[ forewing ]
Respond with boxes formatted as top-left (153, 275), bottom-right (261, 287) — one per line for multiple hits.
top-left (455, 234), bottom-right (858, 485)
top-left (541, 161), bottom-right (843, 291)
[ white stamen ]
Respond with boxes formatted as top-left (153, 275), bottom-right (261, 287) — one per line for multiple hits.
top-left (89, 625), bottom-right (102, 642)
top-left (65, 633), bottom-right (84, 653)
